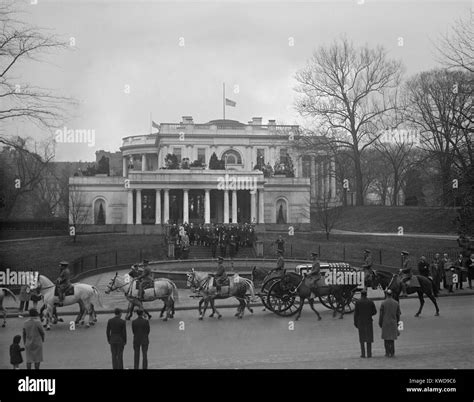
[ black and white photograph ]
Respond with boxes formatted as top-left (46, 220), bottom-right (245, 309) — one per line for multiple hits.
top-left (0, 0), bottom-right (472, 399)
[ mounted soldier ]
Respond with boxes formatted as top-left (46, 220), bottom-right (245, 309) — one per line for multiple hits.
top-left (400, 251), bottom-right (420, 296)
top-left (305, 251), bottom-right (322, 289)
top-left (56, 261), bottom-right (72, 306)
top-left (214, 256), bottom-right (229, 294)
top-left (137, 260), bottom-right (153, 301)
top-left (128, 264), bottom-right (141, 279)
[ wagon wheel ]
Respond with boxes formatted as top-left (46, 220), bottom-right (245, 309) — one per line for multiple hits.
top-left (318, 295), bottom-right (333, 310)
top-left (266, 280), bottom-right (301, 317)
top-left (259, 277), bottom-right (281, 311)
top-left (325, 288), bottom-right (359, 314)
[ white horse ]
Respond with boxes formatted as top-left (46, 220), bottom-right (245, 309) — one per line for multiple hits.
top-left (31, 275), bottom-right (102, 330)
top-left (0, 287), bottom-right (17, 327)
top-left (105, 273), bottom-right (179, 321)
top-left (186, 269), bottom-right (256, 320)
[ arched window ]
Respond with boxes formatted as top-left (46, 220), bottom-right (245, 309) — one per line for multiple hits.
top-left (94, 198), bottom-right (106, 225)
top-left (222, 149), bottom-right (242, 165)
top-left (276, 198), bottom-right (288, 224)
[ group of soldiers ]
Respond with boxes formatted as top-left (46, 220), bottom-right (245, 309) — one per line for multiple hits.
top-left (167, 222), bottom-right (257, 260)
top-left (361, 248), bottom-right (474, 294)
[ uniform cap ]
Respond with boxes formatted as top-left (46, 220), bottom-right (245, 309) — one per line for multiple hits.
top-left (59, 261), bottom-right (69, 267)
top-left (401, 251), bottom-right (409, 255)
top-left (311, 251), bottom-right (319, 256)
top-left (364, 249), bottom-right (370, 253)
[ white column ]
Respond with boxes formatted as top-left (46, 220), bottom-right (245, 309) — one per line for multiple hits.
top-left (127, 190), bottom-right (134, 224)
top-left (310, 156), bottom-right (316, 200)
top-left (163, 190), bottom-right (169, 223)
top-left (331, 158), bottom-right (336, 200)
top-left (232, 190), bottom-right (238, 223)
top-left (155, 189), bottom-right (161, 224)
top-left (156, 152), bottom-right (160, 171)
top-left (204, 189), bottom-right (211, 224)
top-left (325, 160), bottom-right (330, 198)
top-left (250, 191), bottom-right (256, 223)
top-left (123, 157), bottom-right (128, 178)
top-left (136, 189), bottom-right (142, 224)
top-left (223, 190), bottom-right (229, 223)
top-left (183, 189), bottom-right (189, 224)
top-left (258, 189), bottom-right (265, 224)
top-left (141, 154), bottom-right (147, 172)
top-left (318, 161), bottom-right (323, 200)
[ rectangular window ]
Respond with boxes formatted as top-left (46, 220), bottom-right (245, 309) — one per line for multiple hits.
top-left (173, 147), bottom-right (182, 162)
top-left (257, 148), bottom-right (265, 164)
top-left (197, 148), bottom-right (206, 164)
top-left (280, 148), bottom-right (287, 164)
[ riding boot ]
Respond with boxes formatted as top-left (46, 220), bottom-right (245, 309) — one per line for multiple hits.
top-left (360, 342), bottom-right (366, 358)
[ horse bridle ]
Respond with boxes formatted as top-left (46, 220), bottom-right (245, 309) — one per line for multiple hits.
top-left (106, 273), bottom-right (129, 292)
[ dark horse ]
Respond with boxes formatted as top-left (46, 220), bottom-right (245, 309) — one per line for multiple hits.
top-left (276, 272), bottom-right (357, 320)
top-left (365, 269), bottom-right (439, 317)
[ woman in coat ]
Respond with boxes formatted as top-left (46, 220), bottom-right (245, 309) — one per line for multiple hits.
top-left (22, 309), bottom-right (45, 369)
top-left (379, 290), bottom-right (401, 358)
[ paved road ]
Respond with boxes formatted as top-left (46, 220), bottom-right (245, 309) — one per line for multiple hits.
top-left (1, 295), bottom-right (472, 369)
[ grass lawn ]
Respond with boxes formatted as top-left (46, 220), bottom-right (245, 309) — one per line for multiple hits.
top-left (313, 206), bottom-right (459, 234)
top-left (263, 232), bottom-right (460, 268)
top-left (0, 233), bottom-right (167, 279)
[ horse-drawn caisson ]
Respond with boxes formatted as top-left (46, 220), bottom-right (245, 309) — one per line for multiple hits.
top-left (252, 262), bottom-right (364, 320)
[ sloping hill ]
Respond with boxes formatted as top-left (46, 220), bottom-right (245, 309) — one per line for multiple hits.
top-left (312, 206), bottom-right (459, 234)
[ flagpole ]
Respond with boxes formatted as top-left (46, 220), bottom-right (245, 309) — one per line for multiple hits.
top-left (223, 82), bottom-right (225, 120)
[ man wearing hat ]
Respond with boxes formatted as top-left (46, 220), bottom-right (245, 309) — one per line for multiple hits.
top-left (137, 260), bottom-right (153, 301)
top-left (275, 249), bottom-right (285, 272)
top-left (305, 252), bottom-right (322, 290)
top-left (214, 256), bottom-right (228, 294)
top-left (379, 289), bottom-right (401, 357)
top-left (400, 251), bottom-right (415, 296)
top-left (354, 289), bottom-right (377, 358)
top-left (362, 249), bottom-right (373, 271)
top-left (56, 261), bottom-right (71, 306)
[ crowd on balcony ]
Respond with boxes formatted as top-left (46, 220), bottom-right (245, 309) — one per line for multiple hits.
top-left (253, 153), bottom-right (295, 178)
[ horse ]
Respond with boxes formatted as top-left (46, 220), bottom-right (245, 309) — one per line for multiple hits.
top-left (0, 287), bottom-right (17, 327)
top-left (186, 269), bottom-right (256, 320)
top-left (276, 272), bottom-right (356, 321)
top-left (365, 269), bottom-right (440, 317)
top-left (105, 273), bottom-right (179, 321)
top-left (31, 275), bottom-right (102, 330)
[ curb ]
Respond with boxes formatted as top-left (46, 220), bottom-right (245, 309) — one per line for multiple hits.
top-left (5, 290), bottom-right (473, 318)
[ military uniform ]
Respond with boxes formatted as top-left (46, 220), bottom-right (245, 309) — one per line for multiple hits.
top-left (137, 261), bottom-right (153, 300)
top-left (56, 262), bottom-right (71, 306)
top-left (215, 258), bottom-right (228, 293)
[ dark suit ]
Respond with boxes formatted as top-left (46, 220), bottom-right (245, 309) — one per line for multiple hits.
top-left (354, 297), bottom-right (377, 357)
top-left (132, 316), bottom-right (150, 369)
top-left (106, 316), bottom-right (127, 369)
top-left (379, 297), bottom-right (401, 357)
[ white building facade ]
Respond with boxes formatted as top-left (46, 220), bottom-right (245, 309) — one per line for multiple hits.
top-left (69, 117), bottom-right (337, 233)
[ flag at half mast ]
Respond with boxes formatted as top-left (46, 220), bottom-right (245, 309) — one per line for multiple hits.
top-left (225, 98), bottom-right (236, 107)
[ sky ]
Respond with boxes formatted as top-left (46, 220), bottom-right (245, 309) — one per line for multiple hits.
top-left (5, 0), bottom-right (471, 161)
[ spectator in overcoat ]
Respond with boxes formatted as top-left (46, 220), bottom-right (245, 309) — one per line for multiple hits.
top-left (468, 253), bottom-right (474, 289)
top-left (132, 309), bottom-right (150, 369)
top-left (106, 308), bottom-right (127, 369)
top-left (379, 290), bottom-right (401, 358)
top-left (22, 309), bottom-right (45, 369)
top-left (353, 290), bottom-right (377, 358)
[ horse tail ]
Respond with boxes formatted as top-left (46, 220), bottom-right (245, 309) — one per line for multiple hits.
top-left (170, 281), bottom-right (179, 304)
top-left (92, 286), bottom-right (104, 308)
top-left (241, 278), bottom-right (256, 301)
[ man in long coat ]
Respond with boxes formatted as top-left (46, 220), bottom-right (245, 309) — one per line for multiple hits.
top-left (23, 309), bottom-right (45, 369)
top-left (106, 308), bottom-right (127, 369)
top-left (379, 290), bottom-right (401, 358)
top-left (353, 289), bottom-right (377, 358)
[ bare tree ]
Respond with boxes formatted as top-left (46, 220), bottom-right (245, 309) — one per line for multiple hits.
top-left (294, 37), bottom-right (404, 205)
top-left (404, 69), bottom-right (472, 205)
top-left (68, 185), bottom-right (90, 242)
top-left (0, 1), bottom-right (72, 150)
top-left (313, 191), bottom-right (342, 240)
top-left (435, 17), bottom-right (474, 73)
top-left (0, 136), bottom-right (52, 218)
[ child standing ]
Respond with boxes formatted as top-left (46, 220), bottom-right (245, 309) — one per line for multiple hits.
top-left (10, 335), bottom-right (25, 369)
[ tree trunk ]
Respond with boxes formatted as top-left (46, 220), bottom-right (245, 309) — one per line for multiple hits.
top-left (354, 156), bottom-right (364, 206)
